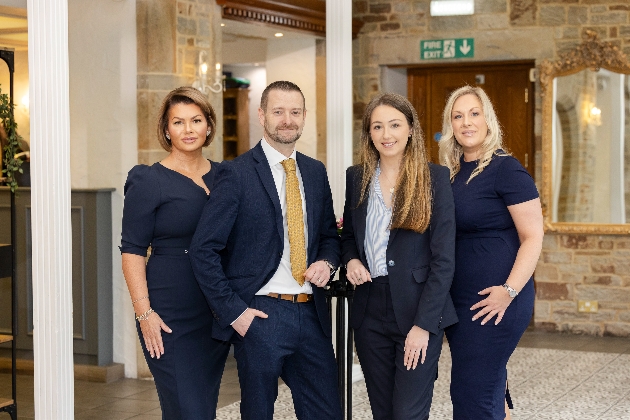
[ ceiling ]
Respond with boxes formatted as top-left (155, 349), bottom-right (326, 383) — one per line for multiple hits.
top-left (222, 17), bottom-right (321, 43)
top-left (0, 2), bottom-right (321, 51)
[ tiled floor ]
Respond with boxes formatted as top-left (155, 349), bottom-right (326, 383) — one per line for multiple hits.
top-left (1, 330), bottom-right (629, 419)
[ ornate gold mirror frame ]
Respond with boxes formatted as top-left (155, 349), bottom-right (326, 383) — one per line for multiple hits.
top-left (539, 30), bottom-right (630, 234)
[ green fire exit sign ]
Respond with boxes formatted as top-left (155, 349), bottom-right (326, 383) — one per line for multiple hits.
top-left (420, 38), bottom-right (474, 60)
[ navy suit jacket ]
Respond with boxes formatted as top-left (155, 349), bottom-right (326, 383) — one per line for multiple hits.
top-left (189, 141), bottom-right (341, 342)
top-left (340, 163), bottom-right (458, 336)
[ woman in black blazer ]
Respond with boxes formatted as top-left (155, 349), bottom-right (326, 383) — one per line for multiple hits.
top-left (341, 93), bottom-right (458, 420)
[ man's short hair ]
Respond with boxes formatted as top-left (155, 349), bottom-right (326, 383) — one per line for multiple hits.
top-left (260, 81), bottom-right (305, 112)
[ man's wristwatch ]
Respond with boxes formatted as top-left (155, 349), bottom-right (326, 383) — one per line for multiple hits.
top-left (322, 259), bottom-right (337, 277)
top-left (502, 283), bottom-right (518, 298)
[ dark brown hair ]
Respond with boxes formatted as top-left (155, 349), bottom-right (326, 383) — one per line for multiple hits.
top-left (157, 86), bottom-right (216, 152)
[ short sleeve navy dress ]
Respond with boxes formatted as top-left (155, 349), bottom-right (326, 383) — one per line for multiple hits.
top-left (120, 161), bottom-right (230, 420)
top-left (445, 153), bottom-right (538, 419)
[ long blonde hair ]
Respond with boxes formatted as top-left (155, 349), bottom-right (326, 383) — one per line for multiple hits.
top-left (358, 93), bottom-right (432, 234)
top-left (438, 85), bottom-right (507, 183)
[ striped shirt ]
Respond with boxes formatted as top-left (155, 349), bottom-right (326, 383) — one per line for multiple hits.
top-left (364, 164), bottom-right (392, 278)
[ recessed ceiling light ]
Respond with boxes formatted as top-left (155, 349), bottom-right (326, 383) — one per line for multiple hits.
top-left (220, 23), bottom-right (225, 27)
top-left (274, 33), bottom-right (284, 37)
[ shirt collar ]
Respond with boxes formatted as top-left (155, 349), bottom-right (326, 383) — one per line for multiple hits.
top-left (261, 137), bottom-right (297, 168)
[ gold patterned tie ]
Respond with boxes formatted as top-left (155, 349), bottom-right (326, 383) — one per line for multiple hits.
top-left (281, 158), bottom-right (307, 286)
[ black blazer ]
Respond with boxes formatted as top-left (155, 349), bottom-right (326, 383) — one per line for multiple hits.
top-left (189, 142), bottom-right (340, 342)
top-left (341, 163), bottom-right (458, 335)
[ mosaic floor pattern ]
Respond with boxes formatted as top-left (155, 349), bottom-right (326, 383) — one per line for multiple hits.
top-left (216, 344), bottom-right (630, 420)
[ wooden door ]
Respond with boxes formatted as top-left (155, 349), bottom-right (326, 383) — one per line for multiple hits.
top-left (408, 61), bottom-right (535, 175)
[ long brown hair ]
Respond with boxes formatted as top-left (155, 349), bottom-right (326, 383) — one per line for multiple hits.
top-left (358, 93), bottom-right (432, 234)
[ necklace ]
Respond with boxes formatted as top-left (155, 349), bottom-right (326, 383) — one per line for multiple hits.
top-left (380, 168), bottom-right (397, 195)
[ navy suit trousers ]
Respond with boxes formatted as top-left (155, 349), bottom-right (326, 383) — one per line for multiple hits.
top-left (233, 295), bottom-right (342, 420)
top-left (354, 276), bottom-right (443, 420)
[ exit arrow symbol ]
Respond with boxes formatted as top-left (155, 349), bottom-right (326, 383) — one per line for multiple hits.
top-left (459, 40), bottom-right (471, 55)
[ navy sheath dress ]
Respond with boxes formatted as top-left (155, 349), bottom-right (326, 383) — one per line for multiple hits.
top-left (121, 162), bottom-right (230, 420)
top-left (445, 153), bottom-right (538, 419)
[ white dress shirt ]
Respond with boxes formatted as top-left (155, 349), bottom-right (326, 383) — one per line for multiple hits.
top-left (256, 138), bottom-right (313, 295)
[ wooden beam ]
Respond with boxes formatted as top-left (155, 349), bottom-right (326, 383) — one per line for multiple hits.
top-left (0, 27), bottom-right (27, 35)
top-left (217, 0), bottom-right (363, 39)
top-left (0, 6), bottom-right (27, 19)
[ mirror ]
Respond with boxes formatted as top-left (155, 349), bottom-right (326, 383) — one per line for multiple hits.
top-left (540, 31), bottom-right (630, 234)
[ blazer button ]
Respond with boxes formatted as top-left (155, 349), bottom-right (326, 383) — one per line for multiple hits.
top-left (388, 260), bottom-right (395, 267)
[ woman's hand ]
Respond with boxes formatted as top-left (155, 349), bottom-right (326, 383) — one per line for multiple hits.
top-left (346, 259), bottom-right (371, 285)
top-left (139, 312), bottom-right (172, 359)
top-left (471, 286), bottom-right (514, 325)
top-left (404, 326), bottom-right (429, 370)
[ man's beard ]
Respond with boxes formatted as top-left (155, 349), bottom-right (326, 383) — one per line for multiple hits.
top-left (264, 120), bottom-right (302, 145)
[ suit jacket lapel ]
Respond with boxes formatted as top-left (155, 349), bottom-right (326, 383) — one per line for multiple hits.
top-left (356, 197), bottom-right (368, 260)
top-left (388, 226), bottom-right (399, 247)
top-left (253, 143), bottom-right (284, 241)
top-left (349, 166), bottom-right (369, 262)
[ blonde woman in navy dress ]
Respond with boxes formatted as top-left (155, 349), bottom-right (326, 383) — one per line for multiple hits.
top-left (341, 93), bottom-right (458, 419)
top-left (121, 87), bottom-right (230, 419)
top-left (439, 86), bottom-right (544, 420)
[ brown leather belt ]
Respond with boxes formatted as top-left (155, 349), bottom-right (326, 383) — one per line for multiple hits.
top-left (267, 292), bottom-right (313, 303)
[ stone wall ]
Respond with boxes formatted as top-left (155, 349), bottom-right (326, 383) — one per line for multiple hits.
top-left (137, 0), bottom-right (222, 166)
top-left (352, 0), bottom-right (630, 336)
top-left (535, 234), bottom-right (630, 336)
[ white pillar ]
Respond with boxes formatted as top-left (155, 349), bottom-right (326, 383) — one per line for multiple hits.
top-left (27, 0), bottom-right (75, 418)
top-left (326, 0), bottom-right (353, 217)
top-left (326, 0), bottom-right (363, 386)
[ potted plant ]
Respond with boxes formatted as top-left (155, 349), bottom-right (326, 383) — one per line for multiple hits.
top-left (0, 86), bottom-right (24, 192)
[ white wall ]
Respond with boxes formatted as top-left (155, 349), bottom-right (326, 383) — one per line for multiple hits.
top-left (266, 38), bottom-right (317, 158)
top-left (13, 50), bottom-right (28, 146)
top-left (223, 36), bottom-right (266, 65)
top-left (223, 64), bottom-right (266, 148)
top-left (381, 66), bottom-right (407, 97)
top-left (68, 0), bottom-right (138, 376)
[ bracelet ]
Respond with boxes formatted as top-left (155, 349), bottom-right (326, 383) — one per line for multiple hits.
top-left (135, 308), bottom-right (154, 321)
top-left (131, 295), bottom-right (149, 304)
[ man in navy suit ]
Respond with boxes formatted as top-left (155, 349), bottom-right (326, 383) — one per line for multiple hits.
top-left (189, 81), bottom-right (342, 420)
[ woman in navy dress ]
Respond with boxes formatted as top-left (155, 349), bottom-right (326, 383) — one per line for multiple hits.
top-left (439, 86), bottom-right (544, 420)
top-left (342, 93), bottom-right (457, 419)
top-left (121, 86), bottom-right (230, 419)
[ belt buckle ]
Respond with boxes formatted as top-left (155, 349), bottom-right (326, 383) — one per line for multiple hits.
top-left (292, 294), bottom-right (299, 303)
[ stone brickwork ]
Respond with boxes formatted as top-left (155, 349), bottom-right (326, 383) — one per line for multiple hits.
top-left (535, 234), bottom-right (630, 336)
top-left (137, 0), bottom-right (222, 166)
top-left (352, 0), bottom-right (630, 336)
